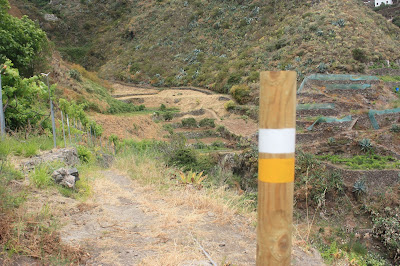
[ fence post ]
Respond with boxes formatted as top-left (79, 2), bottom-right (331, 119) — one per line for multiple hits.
top-left (43, 73), bottom-right (57, 149)
top-left (61, 110), bottom-right (66, 148)
top-left (0, 66), bottom-right (6, 139)
top-left (74, 119), bottom-right (77, 144)
top-left (66, 113), bottom-right (71, 145)
top-left (257, 71), bottom-right (296, 265)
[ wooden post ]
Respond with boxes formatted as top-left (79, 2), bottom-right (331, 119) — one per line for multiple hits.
top-left (257, 71), bottom-right (296, 265)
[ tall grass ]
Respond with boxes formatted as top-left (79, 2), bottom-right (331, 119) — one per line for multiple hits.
top-left (30, 165), bottom-right (52, 188)
top-left (114, 141), bottom-right (257, 217)
top-left (0, 135), bottom-right (60, 158)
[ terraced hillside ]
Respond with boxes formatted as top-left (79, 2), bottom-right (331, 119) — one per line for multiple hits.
top-left (99, 74), bottom-right (400, 263)
top-left (12, 0), bottom-right (400, 92)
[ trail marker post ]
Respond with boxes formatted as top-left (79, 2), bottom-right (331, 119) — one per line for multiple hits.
top-left (257, 71), bottom-right (296, 265)
top-left (42, 73), bottom-right (57, 149)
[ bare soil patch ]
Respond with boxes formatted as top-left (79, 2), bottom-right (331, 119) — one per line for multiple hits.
top-left (91, 113), bottom-right (162, 140)
top-left (56, 169), bottom-right (324, 265)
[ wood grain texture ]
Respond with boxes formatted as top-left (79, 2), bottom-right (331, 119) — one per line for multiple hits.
top-left (257, 71), bottom-right (296, 266)
top-left (259, 71), bottom-right (296, 129)
top-left (257, 182), bottom-right (294, 265)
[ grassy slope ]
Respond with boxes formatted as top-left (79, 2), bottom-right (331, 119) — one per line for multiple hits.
top-left (16, 0), bottom-right (400, 92)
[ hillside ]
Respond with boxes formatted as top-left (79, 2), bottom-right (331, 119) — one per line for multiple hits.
top-left (13, 0), bottom-right (400, 92)
top-left (1, 0), bottom-right (400, 265)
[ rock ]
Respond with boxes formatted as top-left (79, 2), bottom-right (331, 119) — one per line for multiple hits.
top-left (218, 96), bottom-right (230, 101)
top-left (22, 148), bottom-right (79, 172)
top-left (60, 175), bottom-right (76, 188)
top-left (44, 13), bottom-right (59, 22)
top-left (68, 168), bottom-right (80, 181)
top-left (52, 167), bottom-right (80, 188)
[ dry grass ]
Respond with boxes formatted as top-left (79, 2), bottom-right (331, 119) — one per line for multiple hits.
top-left (70, 63), bottom-right (112, 91)
top-left (139, 244), bottom-right (200, 266)
top-left (0, 205), bottom-right (88, 265)
top-left (114, 153), bottom-right (257, 225)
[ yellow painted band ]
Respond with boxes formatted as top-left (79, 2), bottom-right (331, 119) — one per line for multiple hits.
top-left (258, 158), bottom-right (295, 183)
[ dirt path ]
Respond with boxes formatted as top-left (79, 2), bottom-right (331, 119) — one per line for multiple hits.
top-left (60, 170), bottom-right (324, 265)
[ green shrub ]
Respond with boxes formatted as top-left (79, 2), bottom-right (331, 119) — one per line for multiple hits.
top-left (163, 111), bottom-right (173, 121)
top-left (211, 140), bottom-right (224, 149)
top-left (162, 124), bottom-right (174, 134)
top-left (230, 84), bottom-right (251, 104)
top-left (159, 104), bottom-right (166, 111)
top-left (295, 151), bottom-right (345, 207)
top-left (198, 118), bottom-right (215, 128)
top-left (77, 145), bottom-right (92, 163)
top-left (227, 72), bottom-right (242, 85)
top-left (193, 141), bottom-right (207, 149)
top-left (317, 154), bottom-right (400, 170)
top-left (247, 71), bottom-right (260, 83)
top-left (107, 99), bottom-right (144, 114)
top-left (393, 16), bottom-right (400, 28)
top-left (181, 117), bottom-right (197, 128)
top-left (0, 8), bottom-right (48, 75)
top-left (224, 100), bottom-right (236, 111)
top-left (69, 69), bottom-right (82, 81)
top-left (390, 124), bottom-right (400, 133)
top-left (352, 48), bottom-right (367, 63)
top-left (168, 148), bottom-right (197, 170)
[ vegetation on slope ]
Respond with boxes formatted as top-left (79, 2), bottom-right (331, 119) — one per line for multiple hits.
top-left (18, 0), bottom-right (400, 93)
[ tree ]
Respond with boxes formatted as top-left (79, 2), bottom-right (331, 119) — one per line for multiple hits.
top-left (0, 0), bottom-right (48, 76)
top-left (1, 60), bottom-right (50, 130)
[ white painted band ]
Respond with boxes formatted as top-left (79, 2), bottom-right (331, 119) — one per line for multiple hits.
top-left (259, 128), bottom-right (296, 154)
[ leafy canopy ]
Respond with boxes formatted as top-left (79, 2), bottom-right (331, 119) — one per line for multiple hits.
top-left (1, 60), bottom-right (50, 130)
top-left (0, 0), bottom-right (47, 76)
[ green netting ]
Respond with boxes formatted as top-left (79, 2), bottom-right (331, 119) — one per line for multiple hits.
top-left (368, 108), bottom-right (400, 129)
top-left (307, 115), bottom-right (352, 131)
top-left (297, 103), bottom-right (335, 110)
top-left (298, 74), bottom-right (379, 93)
top-left (310, 74), bottom-right (379, 81)
top-left (326, 84), bottom-right (371, 90)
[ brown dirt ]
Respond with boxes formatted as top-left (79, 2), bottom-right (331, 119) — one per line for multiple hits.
top-left (90, 113), bottom-right (163, 140)
top-left (57, 169), bottom-right (324, 265)
top-left (220, 118), bottom-right (258, 138)
top-left (112, 83), bottom-right (160, 96)
top-left (8, 0), bottom-right (23, 18)
top-left (105, 83), bottom-right (259, 139)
